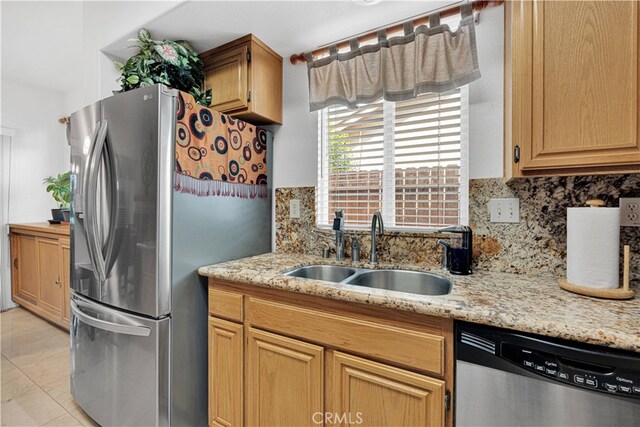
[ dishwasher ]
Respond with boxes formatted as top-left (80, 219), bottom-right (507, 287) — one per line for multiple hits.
top-left (456, 321), bottom-right (640, 427)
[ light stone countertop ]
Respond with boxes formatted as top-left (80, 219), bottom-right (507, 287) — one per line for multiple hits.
top-left (198, 252), bottom-right (640, 353)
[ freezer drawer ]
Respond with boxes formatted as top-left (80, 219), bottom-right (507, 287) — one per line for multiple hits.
top-left (70, 293), bottom-right (170, 426)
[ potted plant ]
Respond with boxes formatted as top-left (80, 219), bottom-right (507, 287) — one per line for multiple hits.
top-left (43, 171), bottom-right (71, 222)
top-left (115, 28), bottom-right (212, 106)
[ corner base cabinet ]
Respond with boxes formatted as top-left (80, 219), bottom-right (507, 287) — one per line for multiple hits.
top-left (10, 223), bottom-right (71, 329)
top-left (505, 0), bottom-right (640, 178)
top-left (207, 279), bottom-right (453, 427)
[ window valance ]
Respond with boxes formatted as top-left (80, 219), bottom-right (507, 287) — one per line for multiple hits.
top-left (306, 4), bottom-right (481, 112)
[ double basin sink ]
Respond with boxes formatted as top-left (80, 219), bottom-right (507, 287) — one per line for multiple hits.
top-left (284, 265), bottom-right (452, 296)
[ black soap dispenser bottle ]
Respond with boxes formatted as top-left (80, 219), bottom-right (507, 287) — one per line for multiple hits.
top-left (437, 226), bottom-right (473, 275)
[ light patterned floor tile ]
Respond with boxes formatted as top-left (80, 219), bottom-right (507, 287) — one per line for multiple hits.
top-left (1, 367), bottom-right (40, 404)
top-left (40, 412), bottom-right (84, 427)
top-left (1, 356), bottom-right (22, 384)
top-left (0, 386), bottom-right (66, 426)
top-left (11, 347), bottom-right (70, 387)
top-left (40, 377), bottom-right (97, 427)
top-left (0, 308), bottom-right (90, 427)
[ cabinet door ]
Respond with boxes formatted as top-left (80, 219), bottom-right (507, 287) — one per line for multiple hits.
top-left (205, 44), bottom-right (249, 113)
top-left (61, 243), bottom-right (71, 324)
top-left (522, 0), bottom-right (640, 171)
top-left (14, 234), bottom-right (39, 303)
top-left (36, 238), bottom-right (62, 317)
top-left (209, 317), bottom-right (243, 427)
top-left (246, 327), bottom-right (323, 427)
top-left (329, 351), bottom-right (445, 427)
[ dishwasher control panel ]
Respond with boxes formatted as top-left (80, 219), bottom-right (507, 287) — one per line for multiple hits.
top-left (502, 343), bottom-right (640, 399)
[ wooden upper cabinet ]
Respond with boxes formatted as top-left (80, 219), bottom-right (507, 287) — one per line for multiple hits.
top-left (201, 34), bottom-right (283, 125)
top-left (246, 327), bottom-right (323, 426)
top-left (204, 45), bottom-right (249, 114)
top-left (505, 0), bottom-right (640, 178)
top-left (329, 351), bottom-right (445, 427)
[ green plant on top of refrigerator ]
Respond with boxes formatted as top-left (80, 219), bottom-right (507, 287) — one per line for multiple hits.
top-left (115, 28), bottom-right (212, 107)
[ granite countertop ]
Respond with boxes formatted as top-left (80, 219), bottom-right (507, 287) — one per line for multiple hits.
top-left (199, 252), bottom-right (640, 353)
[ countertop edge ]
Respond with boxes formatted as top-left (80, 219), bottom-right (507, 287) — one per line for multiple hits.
top-left (199, 254), bottom-right (640, 354)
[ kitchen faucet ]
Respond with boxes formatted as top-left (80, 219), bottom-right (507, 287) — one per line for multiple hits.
top-left (436, 239), bottom-right (451, 270)
top-left (333, 210), bottom-right (346, 261)
top-left (370, 212), bottom-right (384, 264)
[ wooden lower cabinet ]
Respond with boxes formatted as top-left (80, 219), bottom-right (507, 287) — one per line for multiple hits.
top-left (14, 234), bottom-right (39, 303)
top-left (208, 279), bottom-right (452, 427)
top-left (36, 238), bottom-right (63, 317)
top-left (246, 327), bottom-right (324, 427)
top-left (329, 351), bottom-right (445, 427)
top-left (10, 223), bottom-right (71, 329)
top-left (209, 317), bottom-right (244, 427)
top-left (61, 243), bottom-right (71, 324)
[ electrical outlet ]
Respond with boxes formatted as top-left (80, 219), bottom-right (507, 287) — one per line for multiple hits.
top-left (489, 198), bottom-right (520, 223)
top-left (620, 198), bottom-right (640, 227)
top-left (289, 199), bottom-right (301, 219)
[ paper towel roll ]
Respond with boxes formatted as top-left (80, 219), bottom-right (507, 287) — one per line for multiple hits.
top-left (567, 207), bottom-right (620, 288)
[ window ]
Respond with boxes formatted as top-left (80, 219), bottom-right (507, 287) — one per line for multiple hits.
top-left (317, 88), bottom-right (468, 231)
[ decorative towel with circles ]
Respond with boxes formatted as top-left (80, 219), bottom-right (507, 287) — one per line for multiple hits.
top-left (174, 91), bottom-right (268, 198)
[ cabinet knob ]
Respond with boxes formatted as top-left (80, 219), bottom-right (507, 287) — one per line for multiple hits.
top-left (55, 277), bottom-right (61, 287)
top-left (13, 258), bottom-right (18, 269)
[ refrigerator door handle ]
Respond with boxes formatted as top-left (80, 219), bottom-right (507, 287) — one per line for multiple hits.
top-left (70, 299), bottom-right (151, 337)
top-left (83, 120), bottom-right (108, 282)
top-left (102, 128), bottom-right (119, 279)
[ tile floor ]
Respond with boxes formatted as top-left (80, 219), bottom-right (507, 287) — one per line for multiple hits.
top-left (1, 307), bottom-right (97, 426)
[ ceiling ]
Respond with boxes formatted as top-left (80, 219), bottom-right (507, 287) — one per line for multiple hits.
top-left (102, 0), bottom-right (455, 60)
top-left (1, 0), bottom-right (457, 92)
top-left (1, 1), bottom-right (83, 92)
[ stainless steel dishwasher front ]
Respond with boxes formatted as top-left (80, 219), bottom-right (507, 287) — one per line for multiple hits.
top-left (455, 321), bottom-right (640, 427)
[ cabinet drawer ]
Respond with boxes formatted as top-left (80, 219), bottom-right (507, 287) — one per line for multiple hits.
top-left (248, 297), bottom-right (444, 375)
top-left (209, 288), bottom-right (243, 322)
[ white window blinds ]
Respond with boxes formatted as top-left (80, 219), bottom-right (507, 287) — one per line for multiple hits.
top-left (317, 88), bottom-right (468, 230)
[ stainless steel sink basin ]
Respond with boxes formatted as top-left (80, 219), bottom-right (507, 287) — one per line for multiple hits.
top-left (343, 270), bottom-right (452, 296)
top-left (284, 265), bottom-right (357, 282)
top-left (284, 265), bottom-right (452, 296)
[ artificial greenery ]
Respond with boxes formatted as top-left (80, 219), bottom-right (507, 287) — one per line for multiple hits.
top-left (116, 28), bottom-right (212, 106)
top-left (43, 171), bottom-right (71, 209)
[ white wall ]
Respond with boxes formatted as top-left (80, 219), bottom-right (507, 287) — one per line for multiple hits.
top-left (468, 6), bottom-right (504, 179)
top-left (59, 1), bottom-right (183, 115)
top-left (271, 5), bottom-right (505, 188)
top-left (1, 133), bottom-right (16, 310)
top-left (270, 61), bottom-right (320, 189)
top-left (84, 1), bottom-right (183, 110)
top-left (0, 79), bottom-right (69, 222)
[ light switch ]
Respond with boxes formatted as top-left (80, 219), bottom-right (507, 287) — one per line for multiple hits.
top-left (489, 198), bottom-right (520, 223)
top-left (289, 199), bottom-right (301, 219)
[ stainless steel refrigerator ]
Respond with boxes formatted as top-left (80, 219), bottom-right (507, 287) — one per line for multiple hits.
top-left (68, 85), bottom-right (272, 426)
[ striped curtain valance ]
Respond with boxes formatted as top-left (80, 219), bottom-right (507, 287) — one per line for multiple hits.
top-left (306, 4), bottom-right (481, 112)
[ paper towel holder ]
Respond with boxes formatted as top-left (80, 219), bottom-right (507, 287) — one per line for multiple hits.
top-left (558, 199), bottom-right (634, 299)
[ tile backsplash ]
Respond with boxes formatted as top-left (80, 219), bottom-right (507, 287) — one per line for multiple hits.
top-left (275, 175), bottom-right (640, 284)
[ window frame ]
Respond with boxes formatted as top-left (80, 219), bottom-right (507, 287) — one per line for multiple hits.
top-left (316, 86), bottom-right (469, 232)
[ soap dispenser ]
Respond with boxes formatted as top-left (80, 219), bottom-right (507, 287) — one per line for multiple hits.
top-left (437, 226), bottom-right (473, 275)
